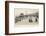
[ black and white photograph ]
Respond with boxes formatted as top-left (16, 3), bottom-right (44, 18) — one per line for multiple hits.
top-left (15, 8), bottom-right (39, 27)
top-left (5, 1), bottom-right (45, 35)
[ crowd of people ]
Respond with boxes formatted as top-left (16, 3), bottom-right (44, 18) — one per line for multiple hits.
top-left (15, 12), bottom-right (39, 23)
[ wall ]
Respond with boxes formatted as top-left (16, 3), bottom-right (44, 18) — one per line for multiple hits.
top-left (0, 0), bottom-right (46, 36)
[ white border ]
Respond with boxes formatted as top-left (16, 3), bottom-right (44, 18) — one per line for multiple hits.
top-left (9, 3), bottom-right (44, 33)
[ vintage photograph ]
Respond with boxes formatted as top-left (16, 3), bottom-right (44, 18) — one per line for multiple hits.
top-left (15, 8), bottom-right (39, 27)
top-left (5, 1), bottom-right (45, 35)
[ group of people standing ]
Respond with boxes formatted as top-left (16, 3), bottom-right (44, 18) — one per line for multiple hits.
top-left (15, 12), bottom-right (39, 23)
